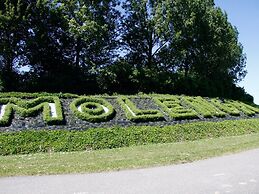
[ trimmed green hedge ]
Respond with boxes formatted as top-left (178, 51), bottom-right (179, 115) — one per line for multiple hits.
top-left (231, 101), bottom-right (259, 116)
top-left (0, 96), bottom-right (64, 126)
top-left (117, 96), bottom-right (164, 122)
top-left (182, 96), bottom-right (226, 118)
top-left (0, 92), bottom-right (259, 126)
top-left (210, 98), bottom-right (241, 116)
top-left (153, 96), bottom-right (199, 120)
top-left (70, 97), bottom-right (115, 122)
top-left (0, 92), bottom-right (78, 99)
top-left (1, 118), bottom-right (259, 155)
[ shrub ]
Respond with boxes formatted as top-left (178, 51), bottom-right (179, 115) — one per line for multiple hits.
top-left (0, 96), bottom-right (64, 126)
top-left (153, 96), bottom-right (199, 120)
top-left (231, 101), bottom-right (259, 116)
top-left (210, 98), bottom-right (240, 116)
top-left (1, 118), bottom-right (259, 155)
top-left (0, 92), bottom-right (78, 99)
top-left (117, 96), bottom-right (164, 122)
top-left (182, 96), bottom-right (226, 118)
top-left (70, 97), bottom-right (115, 122)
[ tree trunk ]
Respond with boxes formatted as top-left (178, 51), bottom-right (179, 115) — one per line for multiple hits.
top-left (147, 30), bottom-right (153, 69)
top-left (75, 38), bottom-right (81, 68)
top-left (184, 64), bottom-right (189, 78)
top-left (6, 55), bottom-right (12, 73)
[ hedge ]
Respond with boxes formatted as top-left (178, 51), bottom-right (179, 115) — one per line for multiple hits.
top-left (231, 101), bottom-right (259, 116)
top-left (1, 118), bottom-right (259, 155)
top-left (210, 98), bottom-right (241, 116)
top-left (0, 92), bottom-right (259, 127)
top-left (153, 96), bottom-right (199, 120)
top-left (182, 96), bottom-right (226, 118)
top-left (0, 96), bottom-right (64, 126)
top-left (0, 92), bottom-right (78, 99)
top-left (117, 96), bottom-right (164, 122)
top-left (70, 97), bottom-right (115, 122)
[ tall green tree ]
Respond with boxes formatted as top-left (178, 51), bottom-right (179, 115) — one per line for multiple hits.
top-left (61, 0), bottom-right (119, 68)
top-left (23, 0), bottom-right (73, 92)
top-left (0, 0), bottom-right (29, 90)
top-left (0, 0), bottom-right (71, 91)
top-left (0, 0), bottom-right (120, 93)
top-left (58, 0), bottom-right (120, 93)
top-left (120, 0), bottom-right (175, 92)
top-left (166, 0), bottom-right (247, 97)
top-left (0, 0), bottom-right (250, 102)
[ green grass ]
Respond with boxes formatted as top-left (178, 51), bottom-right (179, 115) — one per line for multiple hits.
top-left (1, 132), bottom-right (259, 177)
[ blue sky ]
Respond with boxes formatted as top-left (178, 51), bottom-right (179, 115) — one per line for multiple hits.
top-left (214, 0), bottom-right (259, 104)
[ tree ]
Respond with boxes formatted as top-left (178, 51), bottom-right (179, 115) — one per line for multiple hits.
top-left (166, 0), bottom-right (247, 97)
top-left (0, 0), bottom-right (120, 93)
top-left (0, 0), bottom-right (72, 92)
top-left (23, 0), bottom-right (73, 92)
top-left (0, 0), bottom-right (29, 90)
top-left (121, 0), bottom-right (175, 92)
top-left (58, 0), bottom-right (120, 93)
top-left (0, 0), bottom-right (250, 102)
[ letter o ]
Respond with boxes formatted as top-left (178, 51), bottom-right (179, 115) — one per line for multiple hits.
top-left (70, 97), bottom-right (115, 122)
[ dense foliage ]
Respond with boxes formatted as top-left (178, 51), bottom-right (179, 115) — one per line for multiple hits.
top-left (0, 92), bottom-right (258, 128)
top-left (1, 118), bottom-right (259, 155)
top-left (117, 96), bottom-right (165, 122)
top-left (0, 96), bottom-right (64, 126)
top-left (0, 0), bottom-right (252, 102)
top-left (70, 97), bottom-right (116, 122)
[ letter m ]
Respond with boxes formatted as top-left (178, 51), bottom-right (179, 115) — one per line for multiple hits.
top-left (0, 96), bottom-right (63, 126)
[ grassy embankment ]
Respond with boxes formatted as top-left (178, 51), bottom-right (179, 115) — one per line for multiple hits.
top-left (1, 92), bottom-right (259, 176)
top-left (1, 132), bottom-right (259, 177)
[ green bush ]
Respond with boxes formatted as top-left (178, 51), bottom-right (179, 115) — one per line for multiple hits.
top-left (1, 118), bottom-right (259, 155)
top-left (0, 92), bottom-right (259, 126)
top-left (81, 102), bottom-right (104, 115)
top-left (210, 98), bottom-right (241, 116)
top-left (182, 96), bottom-right (226, 118)
top-left (153, 96), bottom-right (199, 120)
top-left (0, 92), bottom-right (78, 99)
top-left (0, 96), bottom-right (64, 126)
top-left (231, 101), bottom-right (259, 116)
top-left (70, 97), bottom-right (115, 122)
top-left (117, 96), bottom-right (164, 122)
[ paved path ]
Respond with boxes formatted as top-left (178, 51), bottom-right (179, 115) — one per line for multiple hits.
top-left (1, 149), bottom-right (259, 194)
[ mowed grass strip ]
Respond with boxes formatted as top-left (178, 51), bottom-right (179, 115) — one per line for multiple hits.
top-left (1, 132), bottom-right (259, 177)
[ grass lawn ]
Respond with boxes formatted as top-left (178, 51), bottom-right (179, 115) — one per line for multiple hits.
top-left (1, 132), bottom-right (259, 177)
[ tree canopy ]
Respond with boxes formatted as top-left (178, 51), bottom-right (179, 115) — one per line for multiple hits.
top-left (0, 0), bottom-right (253, 102)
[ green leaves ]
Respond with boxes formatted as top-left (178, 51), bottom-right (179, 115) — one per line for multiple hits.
top-left (0, 93), bottom-right (258, 127)
top-left (117, 96), bottom-right (164, 122)
top-left (0, 0), bottom-right (249, 102)
top-left (153, 96), bottom-right (199, 120)
top-left (2, 118), bottom-right (259, 155)
top-left (182, 96), bottom-right (226, 118)
top-left (70, 97), bottom-right (116, 123)
top-left (63, 2), bottom-right (99, 40)
top-left (0, 96), bottom-right (64, 126)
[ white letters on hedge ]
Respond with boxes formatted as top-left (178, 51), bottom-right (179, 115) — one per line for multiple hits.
top-left (0, 95), bottom-right (259, 127)
top-left (0, 105), bottom-right (6, 120)
top-left (49, 103), bottom-right (58, 118)
top-left (0, 97), bottom-right (64, 126)
top-left (70, 97), bottom-right (115, 122)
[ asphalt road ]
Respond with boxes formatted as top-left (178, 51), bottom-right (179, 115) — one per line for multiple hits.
top-left (1, 149), bottom-right (259, 194)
